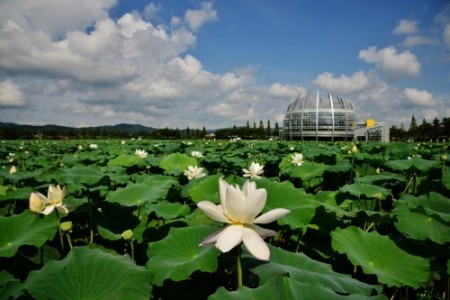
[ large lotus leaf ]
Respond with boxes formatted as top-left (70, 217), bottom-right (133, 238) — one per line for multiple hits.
top-left (325, 159), bottom-right (352, 173)
top-left (0, 186), bottom-right (33, 202)
top-left (54, 165), bottom-right (108, 186)
top-left (159, 153), bottom-right (197, 172)
top-left (398, 192), bottom-right (450, 223)
top-left (444, 166), bottom-right (450, 190)
top-left (256, 179), bottom-right (317, 230)
top-left (210, 277), bottom-right (387, 300)
top-left (0, 271), bottom-right (23, 299)
top-left (0, 211), bottom-right (57, 257)
top-left (340, 183), bottom-right (391, 200)
top-left (393, 201), bottom-right (450, 245)
top-left (24, 246), bottom-right (152, 300)
top-left (331, 226), bottom-right (429, 288)
top-left (146, 225), bottom-right (220, 286)
top-left (253, 245), bottom-right (382, 296)
top-left (143, 200), bottom-right (190, 220)
top-left (385, 143), bottom-right (413, 159)
top-left (188, 174), bottom-right (222, 203)
top-left (107, 154), bottom-right (142, 167)
top-left (106, 175), bottom-right (176, 206)
top-left (384, 157), bottom-right (439, 174)
top-left (289, 161), bottom-right (325, 181)
top-left (356, 172), bottom-right (406, 185)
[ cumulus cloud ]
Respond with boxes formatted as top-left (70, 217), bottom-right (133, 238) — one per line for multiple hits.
top-left (402, 88), bottom-right (436, 107)
top-left (267, 83), bottom-right (300, 98)
top-left (444, 24), bottom-right (450, 48)
top-left (313, 71), bottom-right (373, 95)
top-left (402, 36), bottom-right (437, 47)
top-left (358, 46), bottom-right (421, 80)
top-left (393, 19), bottom-right (418, 35)
top-left (184, 2), bottom-right (218, 31)
top-left (0, 79), bottom-right (26, 107)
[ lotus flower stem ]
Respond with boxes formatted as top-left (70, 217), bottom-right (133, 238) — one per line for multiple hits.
top-left (236, 247), bottom-right (243, 289)
top-left (55, 211), bottom-right (65, 254)
top-left (129, 240), bottom-right (135, 261)
top-left (66, 232), bottom-right (73, 251)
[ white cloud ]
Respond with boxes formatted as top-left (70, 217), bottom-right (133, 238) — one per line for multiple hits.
top-left (0, 0), bottom-right (116, 38)
top-left (267, 83), bottom-right (300, 98)
top-left (402, 35), bottom-right (437, 47)
top-left (444, 24), bottom-right (450, 48)
top-left (402, 88), bottom-right (436, 107)
top-left (0, 79), bottom-right (26, 107)
top-left (313, 71), bottom-right (372, 95)
top-left (393, 19), bottom-right (418, 35)
top-left (358, 46), bottom-right (421, 80)
top-left (184, 2), bottom-right (218, 31)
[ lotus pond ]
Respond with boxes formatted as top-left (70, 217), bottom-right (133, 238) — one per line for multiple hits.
top-left (0, 139), bottom-right (449, 299)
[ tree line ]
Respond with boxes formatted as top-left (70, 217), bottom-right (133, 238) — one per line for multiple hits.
top-left (389, 115), bottom-right (450, 142)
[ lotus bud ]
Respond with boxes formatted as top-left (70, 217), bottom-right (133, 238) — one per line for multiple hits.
top-left (60, 221), bottom-right (73, 232)
top-left (121, 229), bottom-right (134, 240)
top-left (441, 154), bottom-right (447, 161)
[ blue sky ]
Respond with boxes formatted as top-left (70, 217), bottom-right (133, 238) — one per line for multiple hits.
top-left (0, 0), bottom-right (449, 130)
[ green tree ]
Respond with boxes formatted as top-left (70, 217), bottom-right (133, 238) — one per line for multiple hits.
top-left (266, 119), bottom-right (272, 137)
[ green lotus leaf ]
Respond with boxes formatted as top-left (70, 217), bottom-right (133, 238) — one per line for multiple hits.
top-left (252, 245), bottom-right (383, 296)
top-left (146, 225), bottom-right (220, 286)
top-left (398, 192), bottom-right (450, 223)
top-left (188, 174), bottom-right (222, 203)
top-left (24, 246), bottom-right (152, 300)
top-left (340, 183), bottom-right (391, 200)
top-left (385, 143), bottom-right (413, 159)
top-left (97, 226), bottom-right (122, 241)
top-left (289, 161), bottom-right (325, 181)
top-left (0, 271), bottom-right (23, 300)
top-left (385, 157), bottom-right (439, 174)
top-left (143, 200), bottom-right (190, 220)
top-left (356, 172), bottom-right (406, 185)
top-left (159, 153), bottom-right (197, 172)
top-left (210, 277), bottom-right (387, 300)
top-left (325, 159), bottom-right (353, 173)
top-left (393, 196), bottom-right (450, 244)
top-left (107, 154), bottom-right (142, 167)
top-left (0, 211), bottom-right (57, 257)
top-left (444, 167), bottom-right (450, 190)
top-left (256, 179), bottom-right (317, 230)
top-left (0, 186), bottom-right (33, 202)
top-left (54, 165), bottom-right (108, 186)
top-left (331, 226), bottom-right (429, 288)
top-left (106, 175), bottom-right (177, 206)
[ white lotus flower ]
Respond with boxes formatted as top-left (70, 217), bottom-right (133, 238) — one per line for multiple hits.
top-left (197, 179), bottom-right (290, 261)
top-left (291, 153), bottom-right (304, 166)
top-left (184, 165), bottom-right (206, 180)
top-left (29, 184), bottom-right (68, 215)
top-left (135, 149), bottom-right (148, 159)
top-left (9, 165), bottom-right (17, 174)
top-left (242, 162), bottom-right (264, 179)
top-left (191, 151), bottom-right (203, 158)
top-left (89, 144), bottom-right (98, 150)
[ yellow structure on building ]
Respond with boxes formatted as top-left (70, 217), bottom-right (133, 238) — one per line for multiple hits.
top-left (366, 118), bottom-right (376, 128)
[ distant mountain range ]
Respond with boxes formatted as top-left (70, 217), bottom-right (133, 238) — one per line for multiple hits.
top-left (0, 122), bottom-right (158, 134)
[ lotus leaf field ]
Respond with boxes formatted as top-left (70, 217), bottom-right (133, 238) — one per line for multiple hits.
top-left (1, 139), bottom-right (449, 299)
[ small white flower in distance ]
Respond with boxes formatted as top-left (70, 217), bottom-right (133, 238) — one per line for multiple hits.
top-left (135, 149), bottom-right (148, 159)
top-left (242, 162), bottom-right (264, 179)
top-left (291, 153), bottom-right (304, 166)
top-left (191, 151), bottom-right (203, 158)
top-left (184, 165), bottom-right (206, 180)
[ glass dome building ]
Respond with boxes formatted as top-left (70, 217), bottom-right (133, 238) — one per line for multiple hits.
top-left (282, 89), bottom-right (357, 141)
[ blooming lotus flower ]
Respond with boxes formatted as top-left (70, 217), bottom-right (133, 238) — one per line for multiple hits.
top-left (29, 184), bottom-right (68, 215)
top-left (135, 149), bottom-right (148, 159)
top-left (242, 162), bottom-right (264, 179)
top-left (291, 153), bottom-right (304, 166)
top-left (9, 165), bottom-right (17, 174)
top-left (197, 179), bottom-right (290, 260)
top-left (191, 151), bottom-right (203, 158)
top-left (184, 165), bottom-right (206, 180)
